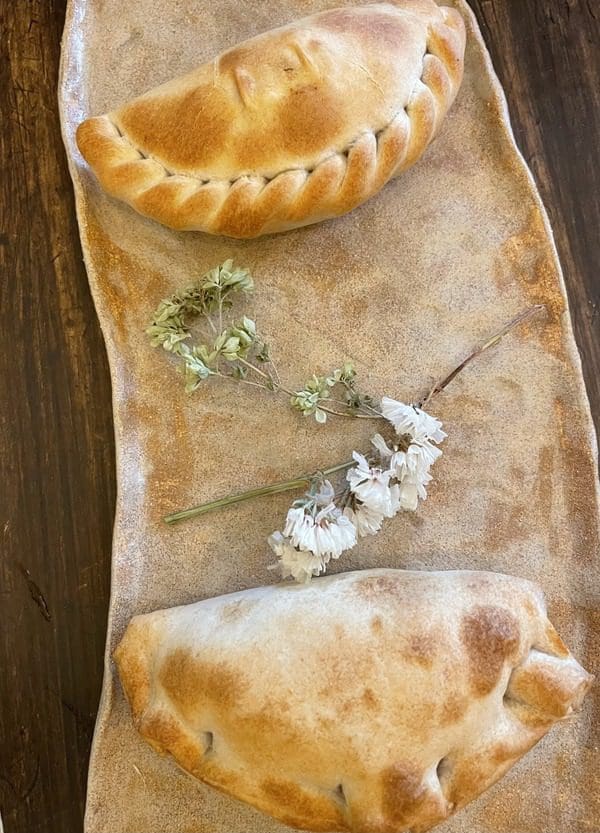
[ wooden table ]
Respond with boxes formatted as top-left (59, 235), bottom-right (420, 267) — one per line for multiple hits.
top-left (1, 2), bottom-right (598, 831)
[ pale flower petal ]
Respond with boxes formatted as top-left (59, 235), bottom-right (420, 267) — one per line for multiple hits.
top-left (314, 479), bottom-right (335, 506)
top-left (283, 505), bottom-right (306, 540)
top-left (375, 401), bottom-right (445, 512)
top-left (280, 501), bottom-right (357, 564)
top-left (267, 531), bottom-right (293, 559)
top-left (370, 433), bottom-right (393, 460)
top-left (326, 512), bottom-right (357, 556)
top-left (390, 443), bottom-right (438, 482)
top-left (351, 450), bottom-right (370, 471)
top-left (344, 503), bottom-right (385, 537)
top-left (268, 532), bottom-right (325, 583)
top-left (384, 482), bottom-right (401, 518)
top-left (347, 455), bottom-right (394, 514)
top-left (381, 397), bottom-right (446, 444)
top-left (398, 480), bottom-right (419, 511)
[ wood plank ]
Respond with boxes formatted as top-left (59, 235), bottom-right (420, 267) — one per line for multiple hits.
top-left (469, 0), bottom-right (600, 433)
top-left (0, 2), bottom-right (114, 831)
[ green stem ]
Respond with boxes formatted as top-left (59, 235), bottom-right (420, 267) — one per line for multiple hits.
top-left (317, 404), bottom-right (380, 419)
top-left (325, 397), bottom-right (383, 419)
top-left (237, 356), bottom-right (294, 395)
top-left (237, 358), bottom-right (381, 419)
top-left (164, 461), bottom-right (354, 525)
top-left (220, 373), bottom-right (268, 392)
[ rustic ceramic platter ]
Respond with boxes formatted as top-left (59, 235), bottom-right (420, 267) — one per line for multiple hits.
top-left (59, 1), bottom-right (599, 831)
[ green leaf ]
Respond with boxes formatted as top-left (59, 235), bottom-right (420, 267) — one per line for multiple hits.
top-left (232, 365), bottom-right (248, 380)
top-left (242, 316), bottom-right (256, 336)
top-left (213, 331), bottom-right (227, 352)
top-left (340, 360), bottom-right (356, 382)
top-left (314, 408), bottom-right (327, 424)
top-left (256, 342), bottom-right (270, 363)
top-left (221, 336), bottom-right (241, 360)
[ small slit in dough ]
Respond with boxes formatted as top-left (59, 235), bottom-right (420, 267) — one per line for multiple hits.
top-left (436, 756), bottom-right (452, 787)
top-left (332, 783), bottom-right (347, 806)
top-left (202, 731), bottom-right (214, 755)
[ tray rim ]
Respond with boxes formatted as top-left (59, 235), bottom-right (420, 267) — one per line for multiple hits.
top-left (57, 1), bottom-right (600, 830)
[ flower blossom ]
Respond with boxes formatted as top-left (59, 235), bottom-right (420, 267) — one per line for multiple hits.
top-left (268, 532), bottom-right (325, 583)
top-left (269, 486), bottom-right (358, 583)
top-left (346, 452), bottom-right (400, 517)
top-left (371, 398), bottom-right (446, 510)
top-left (271, 402), bottom-right (445, 582)
top-left (284, 501), bottom-right (357, 559)
top-left (343, 502), bottom-right (385, 537)
top-left (380, 397), bottom-right (446, 444)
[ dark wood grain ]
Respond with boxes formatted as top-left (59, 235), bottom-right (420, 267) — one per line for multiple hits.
top-left (471, 0), bottom-right (600, 436)
top-left (0, 2), bottom-right (115, 832)
top-left (0, 1), bottom-right (598, 832)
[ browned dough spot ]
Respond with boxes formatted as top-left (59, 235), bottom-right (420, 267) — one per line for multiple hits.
top-left (461, 606), bottom-right (520, 697)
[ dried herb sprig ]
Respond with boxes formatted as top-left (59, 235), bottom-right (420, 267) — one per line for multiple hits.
top-left (147, 260), bottom-right (380, 422)
top-left (151, 264), bottom-right (544, 538)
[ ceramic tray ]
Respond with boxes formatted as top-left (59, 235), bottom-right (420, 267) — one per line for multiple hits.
top-left (59, 1), bottom-right (599, 830)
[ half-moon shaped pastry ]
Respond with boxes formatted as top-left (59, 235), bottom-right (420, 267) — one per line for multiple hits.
top-left (76, 2), bottom-right (466, 238)
top-left (115, 569), bottom-right (591, 832)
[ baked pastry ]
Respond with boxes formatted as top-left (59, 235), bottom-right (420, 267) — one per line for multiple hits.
top-left (76, 2), bottom-right (466, 238)
top-left (114, 569), bottom-right (591, 832)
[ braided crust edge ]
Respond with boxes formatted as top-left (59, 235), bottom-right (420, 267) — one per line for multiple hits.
top-left (76, 7), bottom-right (466, 239)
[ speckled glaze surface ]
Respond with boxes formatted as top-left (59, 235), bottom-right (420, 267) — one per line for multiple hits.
top-left (59, 2), bottom-right (599, 832)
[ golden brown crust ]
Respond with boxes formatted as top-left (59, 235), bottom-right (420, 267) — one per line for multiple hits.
top-left (461, 605), bottom-right (520, 696)
top-left (76, 2), bottom-right (466, 238)
top-left (114, 570), bottom-right (592, 833)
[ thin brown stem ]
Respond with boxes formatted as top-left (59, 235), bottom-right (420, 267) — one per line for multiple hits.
top-left (237, 357), bottom-right (296, 396)
top-left (418, 305), bottom-right (545, 408)
top-left (269, 356), bottom-right (282, 390)
top-left (317, 403), bottom-right (380, 420)
top-left (219, 374), bottom-right (268, 392)
top-left (326, 396), bottom-right (383, 418)
top-left (236, 359), bottom-right (379, 419)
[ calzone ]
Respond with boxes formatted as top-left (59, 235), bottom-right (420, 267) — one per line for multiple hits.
top-left (115, 569), bottom-right (591, 832)
top-left (76, 1), bottom-right (466, 238)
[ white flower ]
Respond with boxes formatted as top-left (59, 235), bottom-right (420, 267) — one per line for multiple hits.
top-left (385, 482), bottom-right (401, 517)
top-left (343, 502), bottom-right (385, 537)
top-left (314, 479), bottom-right (335, 506)
top-left (371, 398), bottom-right (444, 512)
top-left (283, 502), bottom-right (356, 560)
top-left (268, 530), bottom-right (297, 560)
top-left (268, 532), bottom-right (325, 583)
top-left (346, 451), bottom-right (398, 515)
top-left (398, 477), bottom-right (430, 511)
top-left (370, 432), bottom-right (394, 461)
top-left (283, 505), bottom-right (306, 540)
top-left (371, 432), bottom-right (440, 480)
top-left (381, 397), bottom-right (446, 444)
top-left (390, 442), bottom-right (440, 482)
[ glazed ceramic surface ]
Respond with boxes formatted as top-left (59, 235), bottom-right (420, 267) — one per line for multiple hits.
top-left (59, 2), bottom-right (599, 831)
